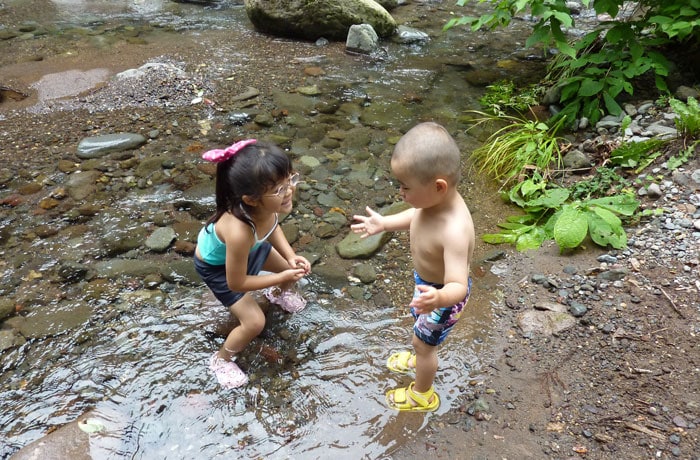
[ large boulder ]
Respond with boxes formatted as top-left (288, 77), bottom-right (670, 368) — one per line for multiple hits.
top-left (244, 0), bottom-right (397, 40)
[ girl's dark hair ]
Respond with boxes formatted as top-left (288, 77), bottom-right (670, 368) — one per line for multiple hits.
top-left (206, 141), bottom-right (292, 228)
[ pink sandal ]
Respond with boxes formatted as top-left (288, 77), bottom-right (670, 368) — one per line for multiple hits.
top-left (264, 287), bottom-right (307, 313)
top-left (208, 352), bottom-right (248, 388)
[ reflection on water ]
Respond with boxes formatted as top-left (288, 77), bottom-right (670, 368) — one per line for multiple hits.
top-left (0, 1), bottom-right (534, 458)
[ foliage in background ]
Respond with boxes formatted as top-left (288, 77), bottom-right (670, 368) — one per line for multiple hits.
top-left (479, 80), bottom-right (541, 116)
top-left (467, 111), bottom-right (568, 186)
top-left (669, 96), bottom-right (700, 139)
top-left (483, 173), bottom-right (640, 251)
top-left (445, 0), bottom-right (700, 127)
top-left (608, 138), bottom-right (666, 172)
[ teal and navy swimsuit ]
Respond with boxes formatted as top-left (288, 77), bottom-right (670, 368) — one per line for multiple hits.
top-left (194, 214), bottom-right (278, 306)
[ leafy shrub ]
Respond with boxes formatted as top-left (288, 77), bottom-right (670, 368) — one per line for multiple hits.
top-left (445, 0), bottom-right (700, 127)
top-left (483, 173), bottom-right (640, 251)
top-left (608, 138), bottom-right (666, 171)
top-left (669, 97), bottom-right (700, 139)
top-left (479, 80), bottom-right (541, 116)
top-left (468, 112), bottom-right (568, 186)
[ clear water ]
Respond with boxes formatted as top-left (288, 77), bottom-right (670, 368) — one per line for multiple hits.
top-left (0, 1), bottom-right (541, 458)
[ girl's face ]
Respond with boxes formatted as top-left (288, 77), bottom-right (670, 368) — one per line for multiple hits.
top-left (259, 172), bottom-right (300, 213)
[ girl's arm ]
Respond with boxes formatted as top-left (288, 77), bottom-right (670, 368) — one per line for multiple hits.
top-left (223, 220), bottom-right (303, 292)
top-left (268, 225), bottom-right (311, 273)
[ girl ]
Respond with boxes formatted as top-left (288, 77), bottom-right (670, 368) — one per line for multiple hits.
top-left (194, 139), bottom-right (311, 389)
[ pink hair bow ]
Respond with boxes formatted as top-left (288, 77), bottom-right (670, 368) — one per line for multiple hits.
top-left (202, 139), bottom-right (257, 162)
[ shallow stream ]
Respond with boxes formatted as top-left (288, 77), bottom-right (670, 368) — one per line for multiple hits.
top-left (0, 1), bottom-right (546, 458)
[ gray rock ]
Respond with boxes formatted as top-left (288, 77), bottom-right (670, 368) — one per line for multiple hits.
top-left (562, 149), bottom-right (592, 172)
top-left (0, 298), bottom-right (15, 321)
top-left (145, 226), bottom-right (176, 252)
top-left (66, 170), bottom-right (101, 201)
top-left (336, 230), bottom-right (391, 259)
top-left (244, 0), bottom-right (396, 41)
top-left (352, 263), bottom-right (377, 283)
top-left (76, 133), bottom-right (147, 159)
top-left (393, 25), bottom-right (429, 44)
top-left (346, 23), bottom-right (379, 54)
top-left (18, 301), bottom-right (93, 339)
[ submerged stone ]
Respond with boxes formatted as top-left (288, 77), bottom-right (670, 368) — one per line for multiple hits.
top-left (77, 133), bottom-right (147, 159)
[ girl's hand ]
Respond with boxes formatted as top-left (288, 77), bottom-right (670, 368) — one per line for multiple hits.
top-left (409, 284), bottom-right (439, 315)
top-left (282, 267), bottom-right (308, 283)
top-left (288, 255), bottom-right (311, 274)
top-left (351, 206), bottom-right (384, 238)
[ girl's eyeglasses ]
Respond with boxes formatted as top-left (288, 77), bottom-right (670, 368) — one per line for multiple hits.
top-left (264, 173), bottom-right (302, 198)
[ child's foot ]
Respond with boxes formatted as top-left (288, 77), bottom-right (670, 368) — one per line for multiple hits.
top-left (264, 287), bottom-right (307, 313)
top-left (387, 351), bottom-right (416, 374)
top-left (208, 352), bottom-right (248, 388)
top-left (386, 382), bottom-right (440, 412)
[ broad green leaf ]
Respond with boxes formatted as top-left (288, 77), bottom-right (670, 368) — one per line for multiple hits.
top-left (526, 187), bottom-right (570, 208)
top-left (587, 212), bottom-right (627, 248)
top-left (591, 206), bottom-right (622, 227)
top-left (603, 91), bottom-right (622, 115)
top-left (483, 232), bottom-right (518, 245)
top-left (588, 194), bottom-right (639, 216)
top-left (516, 227), bottom-right (547, 251)
top-left (578, 78), bottom-right (604, 97)
top-left (553, 206), bottom-right (588, 249)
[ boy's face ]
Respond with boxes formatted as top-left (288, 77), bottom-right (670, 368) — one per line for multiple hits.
top-left (390, 157), bottom-right (439, 209)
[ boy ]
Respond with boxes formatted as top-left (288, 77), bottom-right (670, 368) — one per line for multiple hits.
top-left (351, 122), bottom-right (475, 411)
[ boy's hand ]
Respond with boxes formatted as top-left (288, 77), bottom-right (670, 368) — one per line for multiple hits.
top-left (409, 284), bottom-right (440, 315)
top-left (351, 206), bottom-right (384, 238)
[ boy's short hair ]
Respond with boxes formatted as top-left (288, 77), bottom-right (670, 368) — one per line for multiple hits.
top-left (392, 122), bottom-right (461, 185)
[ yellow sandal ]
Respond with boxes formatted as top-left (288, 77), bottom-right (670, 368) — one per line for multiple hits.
top-left (386, 351), bottom-right (416, 374)
top-left (386, 382), bottom-right (440, 412)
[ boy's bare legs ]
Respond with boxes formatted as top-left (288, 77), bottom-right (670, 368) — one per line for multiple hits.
top-left (412, 334), bottom-right (438, 394)
top-left (218, 293), bottom-right (265, 360)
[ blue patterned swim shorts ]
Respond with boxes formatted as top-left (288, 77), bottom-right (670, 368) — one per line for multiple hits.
top-left (411, 271), bottom-right (471, 346)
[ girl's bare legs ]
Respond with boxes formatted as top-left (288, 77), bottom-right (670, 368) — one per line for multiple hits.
top-left (218, 293), bottom-right (265, 360)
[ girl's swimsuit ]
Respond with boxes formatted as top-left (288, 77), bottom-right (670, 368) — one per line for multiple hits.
top-left (194, 214), bottom-right (278, 306)
top-left (410, 271), bottom-right (472, 346)
top-left (196, 214), bottom-right (278, 266)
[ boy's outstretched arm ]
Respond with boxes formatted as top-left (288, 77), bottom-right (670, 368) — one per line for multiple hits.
top-left (351, 206), bottom-right (414, 238)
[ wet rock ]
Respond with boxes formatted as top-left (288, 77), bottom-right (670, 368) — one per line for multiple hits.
top-left (76, 133), bottom-right (147, 159)
top-left (57, 261), bottom-right (90, 283)
top-left (346, 24), bottom-right (379, 54)
top-left (160, 259), bottom-right (201, 285)
top-left (352, 263), bottom-right (377, 284)
top-left (0, 298), bottom-right (15, 320)
top-left (16, 301), bottom-right (93, 339)
top-left (336, 231), bottom-right (391, 259)
top-left (66, 170), bottom-right (102, 201)
top-left (93, 259), bottom-right (162, 278)
top-left (393, 25), bottom-right (429, 44)
top-left (0, 329), bottom-right (26, 351)
top-left (245, 0), bottom-right (396, 41)
top-left (145, 226), bottom-right (176, 252)
top-left (516, 310), bottom-right (576, 336)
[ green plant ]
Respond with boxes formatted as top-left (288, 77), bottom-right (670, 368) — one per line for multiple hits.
top-left (445, 0), bottom-right (700, 128)
top-left (468, 111), bottom-right (568, 186)
top-left (483, 173), bottom-right (640, 251)
top-left (667, 140), bottom-right (700, 169)
top-left (569, 167), bottom-right (631, 201)
top-left (669, 97), bottom-right (700, 138)
top-left (609, 138), bottom-right (666, 171)
top-left (479, 80), bottom-right (541, 116)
